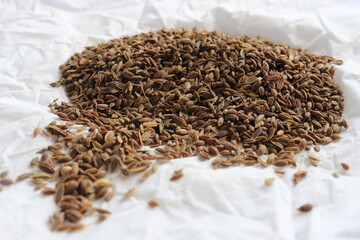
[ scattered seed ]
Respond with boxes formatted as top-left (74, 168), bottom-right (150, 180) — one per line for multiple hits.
top-left (297, 203), bottom-right (314, 213)
top-left (170, 172), bottom-right (184, 181)
top-left (264, 178), bottom-right (275, 185)
top-left (0, 178), bottom-right (13, 186)
top-left (33, 127), bottom-right (41, 137)
top-left (123, 187), bottom-right (136, 199)
top-left (148, 200), bottom-right (159, 208)
top-left (341, 163), bottom-right (349, 171)
top-left (0, 170), bottom-right (9, 179)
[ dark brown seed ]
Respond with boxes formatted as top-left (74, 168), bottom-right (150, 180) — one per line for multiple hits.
top-left (297, 204), bottom-right (314, 213)
top-left (264, 178), bottom-right (275, 185)
top-left (55, 183), bottom-right (65, 203)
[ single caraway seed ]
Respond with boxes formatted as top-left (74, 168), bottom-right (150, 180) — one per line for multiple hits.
top-left (33, 127), bottom-right (41, 137)
top-left (16, 172), bottom-right (33, 182)
top-left (341, 163), bottom-right (349, 171)
top-left (293, 170), bottom-right (307, 184)
top-left (123, 187), bottom-right (136, 199)
top-left (297, 204), bottom-right (314, 213)
top-left (148, 200), bottom-right (159, 208)
top-left (170, 173), bottom-right (184, 181)
top-left (333, 172), bottom-right (340, 178)
top-left (0, 179), bottom-right (14, 186)
top-left (0, 170), bottom-right (9, 179)
top-left (264, 178), bottom-right (275, 185)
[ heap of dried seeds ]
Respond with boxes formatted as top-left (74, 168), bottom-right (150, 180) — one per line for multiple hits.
top-left (31, 28), bottom-right (347, 231)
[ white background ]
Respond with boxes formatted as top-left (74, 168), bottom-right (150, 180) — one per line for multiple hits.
top-left (1, 0), bottom-right (360, 239)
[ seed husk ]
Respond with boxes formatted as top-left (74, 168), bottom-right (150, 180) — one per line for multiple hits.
top-left (33, 127), bottom-right (41, 137)
top-left (65, 209), bottom-right (83, 222)
top-left (0, 170), bottom-right (9, 179)
top-left (293, 170), bottom-right (307, 184)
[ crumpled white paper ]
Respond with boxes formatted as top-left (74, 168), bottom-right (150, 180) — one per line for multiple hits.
top-left (1, 0), bottom-right (360, 239)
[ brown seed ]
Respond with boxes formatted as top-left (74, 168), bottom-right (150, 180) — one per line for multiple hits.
top-left (148, 200), bottom-right (159, 208)
top-left (341, 163), bottom-right (349, 171)
top-left (16, 172), bottom-right (33, 182)
top-left (332, 172), bottom-right (340, 178)
top-left (0, 170), bottom-right (9, 179)
top-left (65, 209), bottom-right (83, 222)
top-left (264, 178), bottom-right (275, 185)
top-left (55, 183), bottom-right (65, 203)
top-left (297, 203), bottom-right (314, 213)
top-left (30, 157), bottom-right (39, 167)
top-left (0, 178), bottom-right (13, 186)
top-left (97, 213), bottom-right (110, 223)
top-left (33, 127), bottom-right (41, 137)
top-left (57, 223), bottom-right (85, 232)
top-left (170, 173), bottom-right (184, 181)
top-left (293, 170), bottom-right (307, 179)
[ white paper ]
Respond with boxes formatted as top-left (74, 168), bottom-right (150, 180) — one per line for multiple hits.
top-left (1, 0), bottom-right (360, 239)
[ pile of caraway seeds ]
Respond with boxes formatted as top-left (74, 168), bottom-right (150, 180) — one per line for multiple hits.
top-left (25, 28), bottom-right (347, 231)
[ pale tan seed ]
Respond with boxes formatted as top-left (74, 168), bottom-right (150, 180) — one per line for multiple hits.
top-left (30, 157), bottom-right (39, 167)
top-left (33, 127), bottom-right (41, 137)
top-left (123, 187), bottom-right (136, 199)
top-left (264, 178), bottom-right (275, 185)
top-left (97, 213), bottom-right (110, 223)
top-left (16, 172), bottom-right (33, 182)
top-left (333, 172), bottom-right (340, 178)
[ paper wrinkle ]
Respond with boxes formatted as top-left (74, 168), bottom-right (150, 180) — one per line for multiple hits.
top-left (1, 0), bottom-right (360, 239)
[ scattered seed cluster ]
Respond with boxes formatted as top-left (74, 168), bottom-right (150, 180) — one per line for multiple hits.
top-left (28, 28), bottom-right (347, 231)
